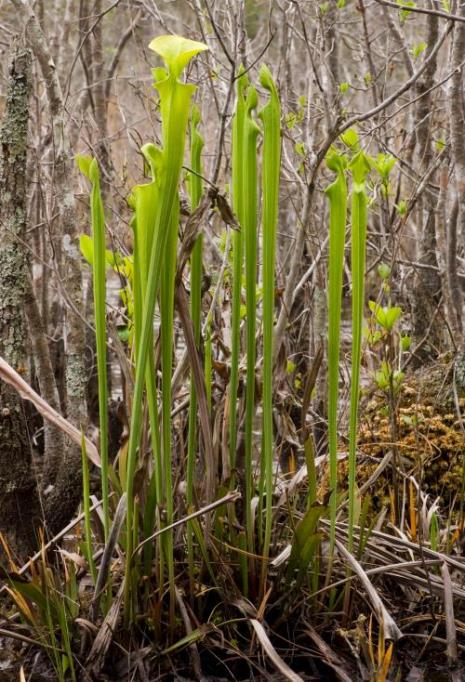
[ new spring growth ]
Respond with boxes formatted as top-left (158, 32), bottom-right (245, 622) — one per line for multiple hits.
top-left (347, 148), bottom-right (371, 549)
top-left (325, 148), bottom-right (348, 549)
top-left (123, 34), bottom-right (208, 621)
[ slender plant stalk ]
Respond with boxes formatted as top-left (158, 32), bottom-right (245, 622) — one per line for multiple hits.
top-left (76, 156), bottom-right (110, 541)
top-left (160, 202), bottom-right (178, 623)
top-left (324, 151), bottom-right (348, 561)
top-left (257, 64), bottom-right (280, 583)
top-left (187, 105), bottom-right (204, 595)
top-left (131, 144), bottom-right (164, 592)
top-left (205, 312), bottom-right (212, 413)
top-left (243, 84), bottom-right (260, 558)
top-left (347, 151), bottom-right (370, 550)
top-left (81, 434), bottom-right (97, 585)
top-left (131, 146), bottom-right (163, 489)
top-left (229, 69), bottom-right (248, 483)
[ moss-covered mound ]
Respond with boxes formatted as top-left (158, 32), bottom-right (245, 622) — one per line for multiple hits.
top-left (343, 354), bottom-right (465, 509)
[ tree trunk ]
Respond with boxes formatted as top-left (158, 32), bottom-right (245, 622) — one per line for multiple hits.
top-left (447, 8), bottom-right (465, 348)
top-left (410, 11), bottom-right (442, 358)
top-left (0, 39), bottom-right (41, 563)
top-left (25, 279), bottom-right (64, 489)
top-left (9, 0), bottom-right (89, 536)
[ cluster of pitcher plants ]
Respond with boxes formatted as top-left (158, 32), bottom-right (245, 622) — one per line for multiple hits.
top-left (7, 34), bottom-right (407, 680)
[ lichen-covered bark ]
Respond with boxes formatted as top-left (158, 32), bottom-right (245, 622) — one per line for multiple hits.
top-left (0, 40), bottom-right (41, 562)
top-left (43, 155), bottom-right (87, 536)
top-left (8, 1), bottom-right (88, 535)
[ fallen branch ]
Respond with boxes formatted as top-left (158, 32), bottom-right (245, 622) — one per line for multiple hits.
top-left (0, 356), bottom-right (100, 467)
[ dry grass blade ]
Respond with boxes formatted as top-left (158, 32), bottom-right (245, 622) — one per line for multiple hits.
top-left (86, 583), bottom-right (124, 677)
top-left (331, 521), bottom-right (465, 602)
top-left (175, 282), bottom-right (215, 502)
top-left (250, 619), bottom-right (304, 682)
top-left (0, 627), bottom-right (64, 652)
top-left (175, 586), bottom-right (203, 680)
top-left (0, 356), bottom-right (100, 467)
top-left (91, 493), bottom-right (127, 621)
top-left (270, 545), bottom-right (291, 568)
top-left (338, 452), bottom-right (393, 512)
top-left (133, 491), bottom-right (241, 556)
top-left (334, 522), bottom-right (465, 575)
top-left (389, 571), bottom-right (465, 601)
top-left (335, 540), bottom-right (402, 642)
top-left (307, 559), bottom-right (442, 601)
top-left (441, 561), bottom-right (458, 665)
top-left (0, 496), bottom-right (108, 596)
top-left (305, 625), bottom-right (352, 682)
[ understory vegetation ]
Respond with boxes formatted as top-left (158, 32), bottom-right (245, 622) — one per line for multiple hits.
top-left (3, 2), bottom-right (465, 681)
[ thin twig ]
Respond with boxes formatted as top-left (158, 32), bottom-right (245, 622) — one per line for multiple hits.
top-left (373, 0), bottom-right (465, 24)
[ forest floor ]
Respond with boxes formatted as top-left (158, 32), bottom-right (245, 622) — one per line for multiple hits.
top-left (3, 355), bottom-right (465, 680)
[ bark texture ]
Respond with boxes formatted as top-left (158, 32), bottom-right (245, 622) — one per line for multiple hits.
top-left (11, 1), bottom-right (89, 535)
top-left (0, 40), bottom-right (41, 562)
top-left (447, 7), bottom-right (465, 347)
top-left (411, 11), bottom-right (442, 357)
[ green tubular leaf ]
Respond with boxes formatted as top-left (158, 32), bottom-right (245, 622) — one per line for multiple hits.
top-left (187, 104), bottom-right (204, 362)
top-left (243, 84), bottom-right (260, 557)
top-left (348, 150), bottom-right (370, 552)
top-left (131, 151), bottom-right (163, 588)
top-left (160, 200), bottom-right (178, 622)
top-left (188, 106), bottom-right (204, 211)
top-left (258, 64), bottom-right (281, 575)
top-left (124, 37), bottom-right (207, 622)
top-left (132, 181), bottom-right (158, 287)
top-left (142, 142), bottom-right (163, 180)
top-left (130, 213), bottom-right (142, 365)
top-left (324, 151), bottom-right (348, 554)
top-left (187, 104), bottom-right (204, 593)
top-left (229, 68), bottom-right (248, 482)
top-left (131, 144), bottom-right (163, 334)
top-left (78, 157), bottom-right (110, 541)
